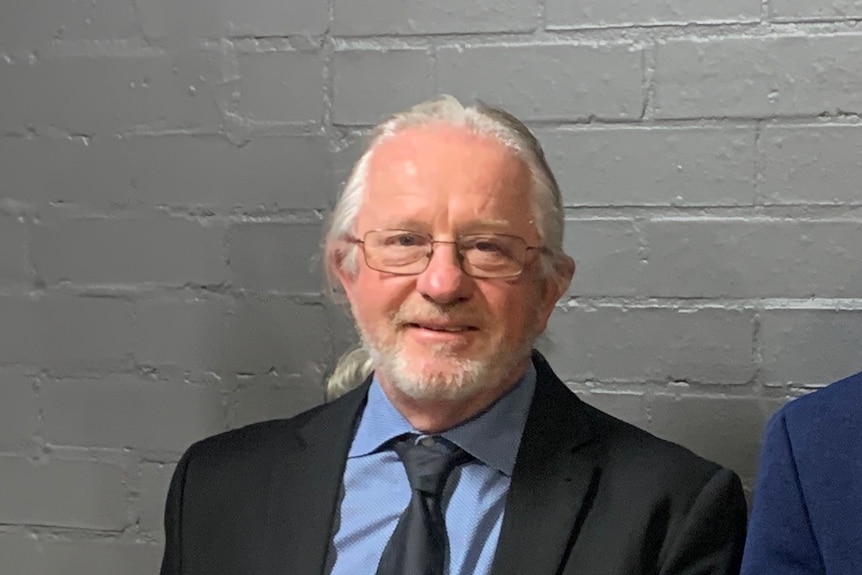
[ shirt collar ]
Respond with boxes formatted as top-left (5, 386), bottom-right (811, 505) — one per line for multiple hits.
top-left (348, 362), bottom-right (536, 477)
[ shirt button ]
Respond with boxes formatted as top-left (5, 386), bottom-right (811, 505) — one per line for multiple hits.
top-left (419, 436), bottom-right (435, 447)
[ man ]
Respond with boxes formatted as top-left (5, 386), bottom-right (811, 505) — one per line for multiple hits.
top-left (160, 95), bottom-right (747, 575)
top-left (741, 370), bottom-right (862, 575)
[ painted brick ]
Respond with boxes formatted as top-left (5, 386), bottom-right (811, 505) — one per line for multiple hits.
top-left (32, 215), bottom-right (227, 286)
top-left (649, 395), bottom-right (770, 482)
top-left (332, 0), bottom-right (538, 35)
top-left (231, 374), bottom-right (325, 428)
top-left (543, 307), bottom-right (755, 384)
top-left (236, 51), bottom-right (324, 124)
top-left (134, 299), bottom-right (329, 373)
top-left (0, 216), bottom-right (28, 285)
top-left (0, 457), bottom-right (127, 530)
top-left (42, 377), bottom-right (225, 452)
top-left (332, 49), bottom-right (435, 126)
top-left (220, 0), bottom-right (329, 36)
top-left (0, 372), bottom-right (39, 446)
top-left (577, 391), bottom-right (650, 430)
top-left (128, 134), bottom-right (332, 209)
top-left (538, 126), bottom-right (756, 206)
top-left (139, 462), bottom-right (175, 536)
top-left (655, 35), bottom-right (862, 118)
top-left (436, 43), bottom-right (644, 121)
top-left (0, 137), bottom-right (132, 206)
top-left (0, 134), bottom-right (331, 209)
top-left (226, 300), bottom-right (330, 373)
top-left (0, 53), bottom-right (223, 134)
top-left (0, 297), bottom-right (134, 372)
top-left (228, 222), bottom-right (323, 293)
top-left (133, 0), bottom-right (170, 39)
top-left (0, 533), bottom-right (41, 574)
top-left (642, 219), bottom-right (862, 298)
top-left (760, 125), bottom-right (862, 205)
top-left (136, 0), bottom-right (328, 39)
top-left (0, 537), bottom-right (156, 575)
top-left (760, 310), bottom-right (862, 386)
top-left (564, 219), bottom-right (645, 296)
top-left (770, 0), bottom-right (862, 20)
top-left (546, 0), bottom-right (759, 27)
top-left (0, 0), bottom-right (137, 52)
top-left (40, 540), bottom-right (162, 575)
top-left (133, 300), bottom-right (230, 369)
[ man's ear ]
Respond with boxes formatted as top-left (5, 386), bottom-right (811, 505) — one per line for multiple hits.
top-left (536, 254), bottom-right (575, 330)
top-left (328, 241), bottom-right (358, 301)
top-left (553, 255), bottom-right (575, 299)
top-left (542, 254), bottom-right (575, 302)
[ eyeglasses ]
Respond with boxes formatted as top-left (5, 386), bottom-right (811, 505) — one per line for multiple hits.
top-left (345, 229), bottom-right (545, 279)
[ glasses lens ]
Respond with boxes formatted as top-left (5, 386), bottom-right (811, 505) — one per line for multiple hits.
top-left (460, 235), bottom-right (525, 277)
top-left (364, 230), bottom-right (430, 272)
top-left (360, 230), bottom-right (529, 278)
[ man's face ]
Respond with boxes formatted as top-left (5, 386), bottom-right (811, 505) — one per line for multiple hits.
top-left (338, 123), bottom-right (565, 403)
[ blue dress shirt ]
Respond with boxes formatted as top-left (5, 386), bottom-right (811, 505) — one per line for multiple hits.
top-left (326, 364), bottom-right (536, 575)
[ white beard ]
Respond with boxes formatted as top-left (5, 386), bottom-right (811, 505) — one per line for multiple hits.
top-left (356, 306), bottom-right (536, 402)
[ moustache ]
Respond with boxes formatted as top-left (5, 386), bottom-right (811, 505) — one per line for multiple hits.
top-left (391, 305), bottom-right (482, 327)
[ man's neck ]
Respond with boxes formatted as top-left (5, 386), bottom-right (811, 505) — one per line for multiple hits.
top-left (377, 358), bottom-right (531, 433)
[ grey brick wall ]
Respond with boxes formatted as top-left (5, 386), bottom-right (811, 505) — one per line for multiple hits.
top-left (1, 1), bottom-right (861, 572)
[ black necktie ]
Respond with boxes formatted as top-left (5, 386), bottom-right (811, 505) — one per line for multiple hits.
top-left (376, 436), bottom-right (469, 575)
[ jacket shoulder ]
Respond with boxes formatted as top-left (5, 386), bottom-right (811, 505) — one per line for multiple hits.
top-left (566, 391), bottom-right (747, 570)
top-left (533, 351), bottom-right (728, 481)
top-left (581, 399), bottom-right (726, 479)
top-left (181, 397), bottom-right (337, 465)
top-left (781, 370), bottom-right (862, 426)
top-left (770, 370), bottom-right (862, 474)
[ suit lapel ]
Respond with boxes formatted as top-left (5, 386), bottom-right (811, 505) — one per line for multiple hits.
top-left (264, 378), bottom-right (372, 575)
top-left (260, 353), bottom-right (598, 575)
top-left (491, 352), bottom-right (599, 575)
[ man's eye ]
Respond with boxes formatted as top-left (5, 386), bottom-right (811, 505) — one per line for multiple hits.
top-left (472, 239), bottom-right (505, 253)
top-left (386, 233), bottom-right (424, 247)
top-left (464, 237), bottom-right (509, 255)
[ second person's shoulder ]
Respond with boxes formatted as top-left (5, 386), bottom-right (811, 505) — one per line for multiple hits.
top-left (782, 370), bottom-right (862, 426)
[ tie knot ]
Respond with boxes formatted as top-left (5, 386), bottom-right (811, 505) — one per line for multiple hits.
top-left (393, 436), bottom-right (469, 495)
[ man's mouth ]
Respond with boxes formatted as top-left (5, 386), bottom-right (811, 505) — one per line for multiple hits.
top-left (404, 322), bottom-right (478, 333)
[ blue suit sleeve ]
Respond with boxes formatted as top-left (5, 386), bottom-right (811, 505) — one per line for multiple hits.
top-left (740, 411), bottom-right (825, 575)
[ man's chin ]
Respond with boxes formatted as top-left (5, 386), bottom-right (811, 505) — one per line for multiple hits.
top-left (362, 333), bottom-right (522, 402)
top-left (378, 356), bottom-right (489, 402)
top-left (403, 346), bottom-right (473, 364)
top-left (390, 374), bottom-right (485, 403)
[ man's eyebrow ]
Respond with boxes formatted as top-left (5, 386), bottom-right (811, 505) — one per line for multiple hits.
top-left (382, 219), bottom-right (431, 231)
top-left (460, 220), bottom-right (514, 232)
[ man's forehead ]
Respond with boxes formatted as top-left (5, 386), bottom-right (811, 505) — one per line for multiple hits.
top-left (356, 122), bottom-right (536, 234)
top-left (368, 123), bottom-right (517, 173)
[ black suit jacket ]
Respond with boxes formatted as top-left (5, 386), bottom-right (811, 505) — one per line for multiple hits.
top-left (160, 352), bottom-right (747, 575)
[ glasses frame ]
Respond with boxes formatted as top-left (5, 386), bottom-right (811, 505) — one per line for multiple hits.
top-left (344, 229), bottom-right (547, 279)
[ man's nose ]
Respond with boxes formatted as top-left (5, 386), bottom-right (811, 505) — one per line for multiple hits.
top-left (415, 243), bottom-right (472, 305)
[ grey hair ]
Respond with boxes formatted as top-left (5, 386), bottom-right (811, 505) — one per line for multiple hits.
top-left (323, 94), bottom-right (567, 303)
top-left (325, 346), bottom-right (374, 401)
top-left (322, 95), bottom-right (568, 400)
